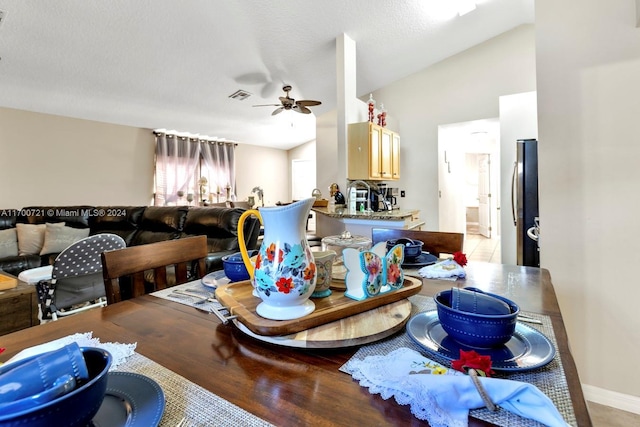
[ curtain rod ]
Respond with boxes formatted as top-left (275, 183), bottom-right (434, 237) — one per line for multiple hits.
top-left (153, 130), bottom-right (237, 146)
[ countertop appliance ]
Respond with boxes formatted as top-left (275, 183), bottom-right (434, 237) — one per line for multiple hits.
top-left (377, 185), bottom-right (399, 210)
top-left (511, 139), bottom-right (539, 267)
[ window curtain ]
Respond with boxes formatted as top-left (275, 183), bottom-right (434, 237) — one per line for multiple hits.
top-left (154, 132), bottom-right (201, 206)
top-left (200, 140), bottom-right (237, 202)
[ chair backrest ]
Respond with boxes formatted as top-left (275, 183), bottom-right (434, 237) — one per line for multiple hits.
top-left (38, 234), bottom-right (126, 318)
top-left (52, 233), bottom-right (126, 280)
top-left (101, 235), bottom-right (208, 304)
top-left (371, 228), bottom-right (464, 257)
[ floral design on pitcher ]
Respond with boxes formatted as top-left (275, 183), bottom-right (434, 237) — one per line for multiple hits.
top-left (254, 239), bottom-right (315, 297)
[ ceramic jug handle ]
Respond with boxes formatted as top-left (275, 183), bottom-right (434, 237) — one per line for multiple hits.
top-left (238, 209), bottom-right (262, 279)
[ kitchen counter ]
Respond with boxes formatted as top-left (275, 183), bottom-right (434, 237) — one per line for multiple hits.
top-left (312, 206), bottom-right (418, 220)
top-left (312, 207), bottom-right (423, 237)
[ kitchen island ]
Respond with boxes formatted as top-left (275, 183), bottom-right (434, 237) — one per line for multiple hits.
top-left (312, 206), bottom-right (423, 237)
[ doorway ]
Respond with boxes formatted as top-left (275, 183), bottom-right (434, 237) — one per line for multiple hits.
top-left (465, 152), bottom-right (492, 237)
top-left (438, 119), bottom-right (500, 240)
top-left (292, 158), bottom-right (317, 231)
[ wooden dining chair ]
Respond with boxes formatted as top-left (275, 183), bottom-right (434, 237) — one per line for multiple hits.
top-left (371, 228), bottom-right (464, 257)
top-left (101, 235), bottom-right (208, 304)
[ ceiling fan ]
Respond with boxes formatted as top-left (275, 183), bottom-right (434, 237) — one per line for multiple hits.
top-left (253, 85), bottom-right (321, 115)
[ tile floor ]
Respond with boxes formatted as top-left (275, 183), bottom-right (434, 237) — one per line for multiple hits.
top-left (465, 230), bottom-right (640, 425)
top-left (464, 231), bottom-right (501, 264)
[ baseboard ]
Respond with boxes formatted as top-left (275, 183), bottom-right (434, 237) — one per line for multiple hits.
top-left (583, 384), bottom-right (640, 415)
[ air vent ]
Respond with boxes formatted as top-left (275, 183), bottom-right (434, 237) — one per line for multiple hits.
top-left (228, 89), bottom-right (252, 101)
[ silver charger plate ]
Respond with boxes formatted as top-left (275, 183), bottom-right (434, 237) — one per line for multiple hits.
top-left (90, 372), bottom-right (164, 427)
top-left (201, 270), bottom-right (231, 291)
top-left (406, 310), bottom-right (556, 372)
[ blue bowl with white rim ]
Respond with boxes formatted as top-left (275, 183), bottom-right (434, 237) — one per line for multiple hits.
top-left (434, 288), bottom-right (520, 348)
top-left (0, 347), bottom-right (112, 427)
top-left (222, 250), bottom-right (257, 282)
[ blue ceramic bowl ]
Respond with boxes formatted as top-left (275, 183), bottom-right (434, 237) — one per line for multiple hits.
top-left (434, 289), bottom-right (520, 348)
top-left (386, 238), bottom-right (424, 260)
top-left (222, 251), bottom-right (257, 282)
top-left (0, 347), bottom-right (112, 427)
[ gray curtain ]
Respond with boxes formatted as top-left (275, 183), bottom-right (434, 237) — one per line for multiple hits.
top-left (154, 133), bottom-right (201, 206)
top-left (200, 140), bottom-right (236, 202)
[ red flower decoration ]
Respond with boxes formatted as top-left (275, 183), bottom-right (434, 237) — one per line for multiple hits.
top-left (275, 277), bottom-right (294, 294)
top-left (265, 243), bottom-right (284, 263)
top-left (303, 262), bottom-right (316, 281)
top-left (0, 347), bottom-right (4, 355)
top-left (452, 350), bottom-right (494, 377)
top-left (453, 251), bottom-right (468, 267)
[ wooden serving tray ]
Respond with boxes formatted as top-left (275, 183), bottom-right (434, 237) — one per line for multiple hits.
top-left (215, 276), bottom-right (422, 336)
top-left (233, 299), bottom-right (412, 348)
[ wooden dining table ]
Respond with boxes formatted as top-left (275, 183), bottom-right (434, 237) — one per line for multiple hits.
top-left (0, 262), bottom-right (591, 426)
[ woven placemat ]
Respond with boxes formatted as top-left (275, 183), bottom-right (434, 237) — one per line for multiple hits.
top-left (117, 352), bottom-right (274, 427)
top-left (151, 280), bottom-right (226, 312)
top-left (340, 295), bottom-right (578, 427)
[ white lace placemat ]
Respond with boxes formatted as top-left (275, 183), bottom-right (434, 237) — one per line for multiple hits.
top-left (117, 353), bottom-right (274, 427)
top-left (340, 295), bottom-right (578, 427)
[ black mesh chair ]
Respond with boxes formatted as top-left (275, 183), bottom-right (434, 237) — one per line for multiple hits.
top-left (36, 233), bottom-right (126, 321)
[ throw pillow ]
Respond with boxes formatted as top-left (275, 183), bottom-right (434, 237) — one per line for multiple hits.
top-left (17, 223), bottom-right (48, 256)
top-left (0, 228), bottom-right (19, 258)
top-left (40, 223), bottom-right (90, 255)
top-left (16, 222), bottom-right (66, 256)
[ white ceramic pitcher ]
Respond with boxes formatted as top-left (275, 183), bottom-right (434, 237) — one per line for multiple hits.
top-left (238, 198), bottom-right (317, 320)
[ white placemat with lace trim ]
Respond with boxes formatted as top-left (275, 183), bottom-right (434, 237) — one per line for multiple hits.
top-left (117, 352), bottom-right (274, 427)
top-left (340, 295), bottom-right (578, 427)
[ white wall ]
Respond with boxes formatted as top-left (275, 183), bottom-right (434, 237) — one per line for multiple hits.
top-left (371, 25), bottom-right (536, 230)
top-left (315, 109), bottom-right (339, 199)
top-left (0, 107), bottom-right (289, 209)
top-left (536, 0), bottom-right (640, 409)
top-left (0, 107), bottom-right (155, 206)
top-left (229, 143), bottom-right (288, 207)
top-left (498, 91), bottom-right (538, 265)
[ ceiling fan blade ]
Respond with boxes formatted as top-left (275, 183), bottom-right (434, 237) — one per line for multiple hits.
top-left (272, 107), bottom-right (285, 115)
top-left (252, 103), bottom-right (281, 107)
top-left (293, 105), bottom-right (312, 114)
top-left (296, 100), bottom-right (321, 107)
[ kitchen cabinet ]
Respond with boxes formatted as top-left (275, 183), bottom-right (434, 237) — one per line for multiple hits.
top-left (348, 122), bottom-right (400, 180)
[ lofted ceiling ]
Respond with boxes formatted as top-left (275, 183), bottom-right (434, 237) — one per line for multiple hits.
top-left (0, 0), bottom-right (534, 150)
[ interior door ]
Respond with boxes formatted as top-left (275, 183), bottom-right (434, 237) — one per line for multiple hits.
top-left (478, 153), bottom-right (491, 237)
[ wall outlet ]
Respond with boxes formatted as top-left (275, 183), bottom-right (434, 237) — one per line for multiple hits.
top-left (401, 190), bottom-right (405, 197)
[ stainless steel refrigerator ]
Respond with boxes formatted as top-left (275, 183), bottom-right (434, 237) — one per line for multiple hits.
top-left (511, 139), bottom-right (540, 267)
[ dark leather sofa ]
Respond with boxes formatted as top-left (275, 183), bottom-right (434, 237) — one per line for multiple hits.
top-left (0, 205), bottom-right (261, 276)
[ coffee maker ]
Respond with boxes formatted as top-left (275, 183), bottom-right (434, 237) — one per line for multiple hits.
top-left (373, 184), bottom-right (399, 211)
top-left (378, 185), bottom-right (399, 210)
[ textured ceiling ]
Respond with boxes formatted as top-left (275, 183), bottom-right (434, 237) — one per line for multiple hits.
top-left (0, 0), bottom-right (534, 149)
